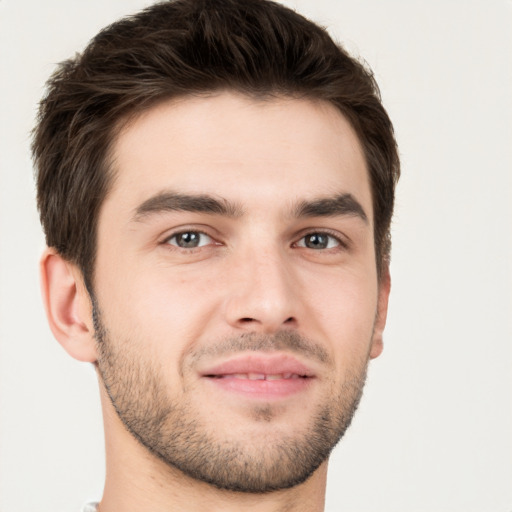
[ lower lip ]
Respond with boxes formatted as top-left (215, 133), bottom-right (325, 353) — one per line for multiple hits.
top-left (204, 375), bottom-right (313, 399)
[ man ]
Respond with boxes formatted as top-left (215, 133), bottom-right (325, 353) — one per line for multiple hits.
top-left (32, 0), bottom-right (399, 510)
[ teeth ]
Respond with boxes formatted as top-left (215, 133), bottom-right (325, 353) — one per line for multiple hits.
top-left (248, 373), bottom-right (265, 380)
top-left (226, 373), bottom-right (301, 380)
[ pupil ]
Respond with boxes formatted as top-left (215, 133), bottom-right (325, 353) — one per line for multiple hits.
top-left (178, 232), bottom-right (199, 248)
top-left (306, 234), bottom-right (327, 249)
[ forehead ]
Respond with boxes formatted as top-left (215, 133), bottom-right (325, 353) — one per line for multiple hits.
top-left (105, 92), bottom-right (371, 219)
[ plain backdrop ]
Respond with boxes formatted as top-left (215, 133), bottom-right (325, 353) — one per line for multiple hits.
top-left (1, 1), bottom-right (511, 511)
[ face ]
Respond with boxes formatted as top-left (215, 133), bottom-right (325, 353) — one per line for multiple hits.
top-left (92, 92), bottom-right (388, 492)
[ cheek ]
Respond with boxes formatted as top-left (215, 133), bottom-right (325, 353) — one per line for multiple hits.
top-left (306, 269), bottom-right (378, 351)
top-left (96, 259), bottom-right (223, 361)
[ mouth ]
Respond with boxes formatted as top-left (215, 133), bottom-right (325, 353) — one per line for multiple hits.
top-left (207, 373), bottom-right (308, 380)
top-left (200, 354), bottom-right (316, 399)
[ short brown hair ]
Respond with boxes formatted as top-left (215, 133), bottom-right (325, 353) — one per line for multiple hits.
top-left (33, 0), bottom-right (400, 288)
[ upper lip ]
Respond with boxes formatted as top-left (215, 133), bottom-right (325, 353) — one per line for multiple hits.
top-left (200, 353), bottom-right (316, 378)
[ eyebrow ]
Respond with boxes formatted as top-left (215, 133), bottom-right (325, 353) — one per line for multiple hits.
top-left (133, 191), bottom-right (243, 221)
top-left (132, 191), bottom-right (368, 224)
top-left (294, 193), bottom-right (368, 223)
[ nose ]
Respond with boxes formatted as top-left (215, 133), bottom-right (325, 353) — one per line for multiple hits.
top-left (223, 245), bottom-right (301, 333)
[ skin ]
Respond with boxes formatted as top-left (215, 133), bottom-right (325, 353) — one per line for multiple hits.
top-left (41, 92), bottom-right (390, 512)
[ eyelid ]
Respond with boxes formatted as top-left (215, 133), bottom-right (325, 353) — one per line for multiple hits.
top-left (294, 229), bottom-right (349, 249)
top-left (167, 231), bottom-right (212, 247)
top-left (160, 226), bottom-right (220, 247)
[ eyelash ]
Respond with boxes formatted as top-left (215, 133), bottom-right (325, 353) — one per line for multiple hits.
top-left (161, 228), bottom-right (348, 252)
top-left (294, 229), bottom-right (348, 251)
top-left (163, 229), bottom-right (216, 250)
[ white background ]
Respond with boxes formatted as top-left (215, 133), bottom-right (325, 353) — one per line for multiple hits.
top-left (1, 1), bottom-right (511, 511)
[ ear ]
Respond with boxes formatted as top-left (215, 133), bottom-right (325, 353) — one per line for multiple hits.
top-left (40, 248), bottom-right (98, 362)
top-left (369, 266), bottom-right (391, 359)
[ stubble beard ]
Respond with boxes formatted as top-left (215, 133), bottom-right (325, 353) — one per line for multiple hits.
top-left (93, 303), bottom-right (370, 493)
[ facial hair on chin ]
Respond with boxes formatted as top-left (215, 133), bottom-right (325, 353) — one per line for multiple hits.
top-left (93, 301), bottom-right (370, 493)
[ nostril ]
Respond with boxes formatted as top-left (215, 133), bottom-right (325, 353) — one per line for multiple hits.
top-left (240, 317), bottom-right (255, 323)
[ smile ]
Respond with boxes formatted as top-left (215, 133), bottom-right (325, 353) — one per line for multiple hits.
top-left (200, 354), bottom-right (316, 399)
top-left (208, 373), bottom-right (307, 380)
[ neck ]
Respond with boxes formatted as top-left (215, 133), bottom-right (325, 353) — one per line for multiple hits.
top-left (98, 384), bottom-right (328, 512)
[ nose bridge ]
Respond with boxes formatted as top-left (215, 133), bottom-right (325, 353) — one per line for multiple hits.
top-left (224, 239), bottom-right (299, 332)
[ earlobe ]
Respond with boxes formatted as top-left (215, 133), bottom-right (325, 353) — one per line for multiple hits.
top-left (40, 248), bottom-right (98, 362)
top-left (370, 267), bottom-right (391, 359)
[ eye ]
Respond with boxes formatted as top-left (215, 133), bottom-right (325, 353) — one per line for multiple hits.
top-left (296, 232), bottom-right (341, 250)
top-left (166, 231), bottom-right (213, 249)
